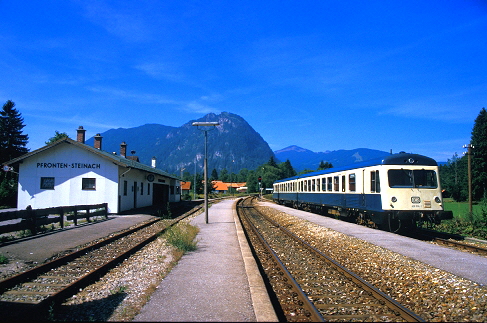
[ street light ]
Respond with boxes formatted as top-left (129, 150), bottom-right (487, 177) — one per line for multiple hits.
top-left (463, 144), bottom-right (475, 214)
top-left (192, 121), bottom-right (220, 223)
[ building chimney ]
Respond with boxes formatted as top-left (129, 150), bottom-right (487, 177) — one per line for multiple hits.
top-left (120, 141), bottom-right (127, 157)
top-left (151, 157), bottom-right (157, 168)
top-left (77, 126), bottom-right (86, 144)
top-left (94, 133), bottom-right (102, 150)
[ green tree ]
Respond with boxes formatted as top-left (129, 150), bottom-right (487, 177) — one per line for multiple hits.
top-left (210, 168), bottom-right (218, 181)
top-left (317, 160), bottom-right (333, 170)
top-left (0, 100), bottom-right (29, 163)
top-left (267, 156), bottom-right (278, 167)
top-left (439, 153), bottom-right (468, 201)
top-left (278, 159), bottom-right (296, 179)
top-left (45, 130), bottom-right (70, 145)
top-left (0, 100), bottom-right (28, 207)
top-left (219, 168), bottom-right (229, 182)
top-left (471, 107), bottom-right (487, 201)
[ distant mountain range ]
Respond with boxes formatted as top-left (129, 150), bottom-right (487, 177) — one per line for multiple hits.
top-left (273, 145), bottom-right (390, 171)
top-left (85, 111), bottom-right (390, 174)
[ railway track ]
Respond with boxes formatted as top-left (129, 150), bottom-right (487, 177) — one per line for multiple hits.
top-left (237, 196), bottom-right (424, 322)
top-left (414, 228), bottom-right (487, 257)
top-left (0, 205), bottom-right (202, 321)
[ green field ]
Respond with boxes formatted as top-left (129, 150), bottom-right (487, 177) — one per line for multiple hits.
top-left (443, 198), bottom-right (484, 219)
top-left (437, 198), bottom-right (487, 239)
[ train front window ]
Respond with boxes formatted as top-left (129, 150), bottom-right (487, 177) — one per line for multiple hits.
top-left (388, 169), bottom-right (438, 188)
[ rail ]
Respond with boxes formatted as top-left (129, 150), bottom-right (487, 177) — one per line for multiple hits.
top-left (0, 203), bottom-right (108, 236)
top-left (237, 196), bottom-right (424, 322)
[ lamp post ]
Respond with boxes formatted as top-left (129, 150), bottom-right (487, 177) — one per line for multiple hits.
top-left (192, 121), bottom-right (220, 223)
top-left (463, 144), bottom-right (474, 214)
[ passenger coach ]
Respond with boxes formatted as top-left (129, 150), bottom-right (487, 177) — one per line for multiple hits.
top-left (273, 152), bottom-right (453, 231)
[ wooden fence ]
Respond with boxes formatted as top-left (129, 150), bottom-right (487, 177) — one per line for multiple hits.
top-left (0, 203), bottom-right (108, 235)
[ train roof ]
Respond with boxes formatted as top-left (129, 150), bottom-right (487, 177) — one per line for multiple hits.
top-left (275, 153), bottom-right (437, 183)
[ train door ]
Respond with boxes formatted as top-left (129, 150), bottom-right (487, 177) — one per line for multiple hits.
top-left (361, 169), bottom-right (366, 207)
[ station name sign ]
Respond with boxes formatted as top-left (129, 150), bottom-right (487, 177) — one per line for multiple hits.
top-left (37, 162), bottom-right (101, 169)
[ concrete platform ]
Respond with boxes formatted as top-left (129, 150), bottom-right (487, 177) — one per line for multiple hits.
top-left (0, 214), bottom-right (156, 264)
top-left (134, 198), bottom-right (277, 322)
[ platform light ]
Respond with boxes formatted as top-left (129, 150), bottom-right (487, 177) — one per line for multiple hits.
top-left (192, 121), bottom-right (220, 223)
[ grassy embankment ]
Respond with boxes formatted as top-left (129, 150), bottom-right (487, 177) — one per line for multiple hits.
top-left (435, 198), bottom-right (487, 240)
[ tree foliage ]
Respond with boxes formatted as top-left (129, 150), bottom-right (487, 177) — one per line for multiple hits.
top-left (0, 100), bottom-right (29, 207)
top-left (45, 130), bottom-right (70, 145)
top-left (0, 100), bottom-right (29, 164)
top-left (471, 107), bottom-right (487, 201)
top-left (318, 160), bottom-right (333, 170)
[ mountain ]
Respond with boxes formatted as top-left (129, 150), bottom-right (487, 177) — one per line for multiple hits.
top-left (86, 112), bottom-right (275, 175)
top-left (274, 145), bottom-right (390, 171)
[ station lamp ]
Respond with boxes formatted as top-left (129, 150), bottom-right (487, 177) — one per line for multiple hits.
top-left (192, 121), bottom-right (220, 223)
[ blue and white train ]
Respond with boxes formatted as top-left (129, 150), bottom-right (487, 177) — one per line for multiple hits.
top-left (272, 152), bottom-right (453, 232)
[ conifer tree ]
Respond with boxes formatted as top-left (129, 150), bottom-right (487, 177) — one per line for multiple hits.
top-left (0, 100), bottom-right (29, 207)
top-left (471, 107), bottom-right (487, 200)
top-left (0, 100), bottom-right (29, 164)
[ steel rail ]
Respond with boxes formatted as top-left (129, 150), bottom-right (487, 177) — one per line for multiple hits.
top-left (237, 198), bottom-right (325, 322)
top-left (0, 205), bottom-right (202, 319)
top-left (260, 209), bottom-right (425, 322)
top-left (433, 237), bottom-right (487, 255)
top-left (241, 196), bottom-right (425, 322)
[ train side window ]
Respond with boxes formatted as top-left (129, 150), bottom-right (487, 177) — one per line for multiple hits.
top-left (349, 173), bottom-right (356, 191)
top-left (322, 178), bottom-right (326, 191)
top-left (334, 176), bottom-right (339, 191)
top-left (317, 178), bottom-right (320, 192)
top-left (312, 179), bottom-right (316, 191)
top-left (371, 170), bottom-right (381, 193)
top-left (327, 177), bottom-right (332, 191)
top-left (341, 175), bottom-right (346, 192)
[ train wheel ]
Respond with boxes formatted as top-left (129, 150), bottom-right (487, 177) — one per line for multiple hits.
top-left (387, 214), bottom-right (402, 233)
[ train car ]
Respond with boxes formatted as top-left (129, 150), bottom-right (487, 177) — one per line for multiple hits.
top-left (272, 152), bottom-right (453, 232)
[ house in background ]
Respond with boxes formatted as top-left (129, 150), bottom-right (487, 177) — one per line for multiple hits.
top-left (211, 181), bottom-right (247, 194)
top-left (181, 181), bottom-right (191, 196)
top-left (4, 126), bottom-right (181, 213)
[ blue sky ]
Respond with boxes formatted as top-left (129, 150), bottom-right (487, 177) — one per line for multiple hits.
top-left (1, 1), bottom-right (486, 162)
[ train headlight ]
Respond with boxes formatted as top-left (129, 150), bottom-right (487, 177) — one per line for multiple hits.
top-left (391, 196), bottom-right (397, 203)
top-left (434, 196), bottom-right (441, 204)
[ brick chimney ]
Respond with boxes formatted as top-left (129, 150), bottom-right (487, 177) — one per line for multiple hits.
top-left (94, 133), bottom-right (102, 150)
top-left (120, 141), bottom-right (127, 157)
top-left (76, 126), bottom-right (86, 144)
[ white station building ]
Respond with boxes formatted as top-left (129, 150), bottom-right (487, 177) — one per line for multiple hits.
top-left (5, 126), bottom-right (181, 213)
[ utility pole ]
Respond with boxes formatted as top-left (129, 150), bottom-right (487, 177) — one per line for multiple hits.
top-left (463, 144), bottom-right (474, 213)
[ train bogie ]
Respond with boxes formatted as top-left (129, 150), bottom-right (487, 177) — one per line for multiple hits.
top-left (273, 153), bottom-right (453, 232)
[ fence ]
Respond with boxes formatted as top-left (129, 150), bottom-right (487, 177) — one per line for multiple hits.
top-left (0, 203), bottom-right (108, 236)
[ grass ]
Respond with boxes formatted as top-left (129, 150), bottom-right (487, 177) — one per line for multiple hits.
top-left (0, 254), bottom-right (8, 264)
top-left (434, 198), bottom-right (487, 239)
top-left (163, 222), bottom-right (199, 253)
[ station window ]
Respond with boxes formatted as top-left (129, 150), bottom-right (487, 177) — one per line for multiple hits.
top-left (40, 177), bottom-right (55, 190)
top-left (82, 178), bottom-right (96, 190)
top-left (123, 180), bottom-right (128, 196)
top-left (349, 173), bottom-right (356, 192)
top-left (148, 183), bottom-right (150, 195)
top-left (141, 183), bottom-right (144, 195)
